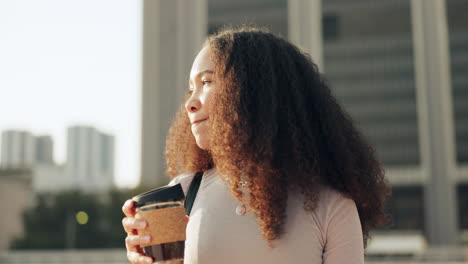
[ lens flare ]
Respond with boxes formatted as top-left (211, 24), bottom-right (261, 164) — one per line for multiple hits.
top-left (76, 211), bottom-right (89, 225)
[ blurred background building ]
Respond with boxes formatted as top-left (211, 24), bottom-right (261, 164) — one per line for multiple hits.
top-left (1, 131), bottom-right (54, 168)
top-left (140, 0), bottom-right (467, 250)
top-left (0, 169), bottom-right (32, 251)
top-left (65, 126), bottom-right (115, 192)
top-left (1, 131), bottom-right (37, 169)
top-left (35, 136), bottom-right (54, 165)
top-left (0, 126), bottom-right (115, 193)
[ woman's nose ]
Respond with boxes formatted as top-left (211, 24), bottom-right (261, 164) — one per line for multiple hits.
top-left (185, 96), bottom-right (201, 113)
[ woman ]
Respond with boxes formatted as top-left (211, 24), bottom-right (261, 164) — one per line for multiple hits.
top-left (122, 26), bottom-right (391, 264)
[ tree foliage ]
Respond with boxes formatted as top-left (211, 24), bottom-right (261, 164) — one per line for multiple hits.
top-left (10, 187), bottom-right (150, 249)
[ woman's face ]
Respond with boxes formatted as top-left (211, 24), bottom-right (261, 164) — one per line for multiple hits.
top-left (185, 46), bottom-right (215, 150)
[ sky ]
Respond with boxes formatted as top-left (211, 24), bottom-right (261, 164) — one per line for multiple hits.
top-left (0, 0), bottom-right (142, 188)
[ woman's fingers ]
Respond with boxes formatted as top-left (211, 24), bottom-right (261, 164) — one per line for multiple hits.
top-left (126, 234), bottom-right (151, 247)
top-left (122, 199), bottom-right (154, 264)
top-left (125, 234), bottom-right (153, 264)
top-left (127, 250), bottom-right (153, 264)
top-left (122, 199), bottom-right (135, 217)
top-left (122, 216), bottom-right (147, 234)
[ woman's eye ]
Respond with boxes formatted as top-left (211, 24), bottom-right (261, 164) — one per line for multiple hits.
top-left (202, 80), bottom-right (211, 85)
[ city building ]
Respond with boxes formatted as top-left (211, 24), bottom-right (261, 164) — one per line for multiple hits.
top-left (65, 126), bottom-right (115, 192)
top-left (0, 127), bottom-right (115, 193)
top-left (0, 168), bottom-right (33, 250)
top-left (35, 136), bottom-right (54, 165)
top-left (0, 131), bottom-right (70, 192)
top-left (1, 130), bottom-right (36, 169)
top-left (1, 131), bottom-right (55, 168)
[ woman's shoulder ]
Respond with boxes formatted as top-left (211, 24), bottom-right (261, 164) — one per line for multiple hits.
top-left (290, 185), bottom-right (358, 232)
top-left (291, 184), bottom-right (355, 211)
top-left (312, 185), bottom-right (360, 231)
top-left (318, 185), bottom-right (355, 208)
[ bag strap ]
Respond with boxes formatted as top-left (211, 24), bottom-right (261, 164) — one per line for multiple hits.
top-left (184, 171), bottom-right (204, 216)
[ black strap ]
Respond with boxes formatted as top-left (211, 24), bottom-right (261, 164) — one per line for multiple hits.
top-left (184, 171), bottom-right (203, 216)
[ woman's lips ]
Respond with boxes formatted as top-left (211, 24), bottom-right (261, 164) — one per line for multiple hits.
top-left (193, 118), bottom-right (208, 125)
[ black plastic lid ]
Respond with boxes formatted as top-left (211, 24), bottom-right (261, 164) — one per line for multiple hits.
top-left (132, 184), bottom-right (185, 208)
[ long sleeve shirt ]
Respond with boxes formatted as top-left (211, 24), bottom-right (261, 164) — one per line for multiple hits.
top-left (168, 167), bottom-right (364, 264)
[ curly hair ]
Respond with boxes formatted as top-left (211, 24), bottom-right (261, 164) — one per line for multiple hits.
top-left (165, 25), bottom-right (391, 248)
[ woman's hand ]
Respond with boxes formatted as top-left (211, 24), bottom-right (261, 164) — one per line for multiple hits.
top-left (122, 199), bottom-right (153, 264)
top-left (122, 199), bottom-right (190, 264)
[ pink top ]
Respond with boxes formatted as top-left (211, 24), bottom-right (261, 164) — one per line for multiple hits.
top-left (168, 168), bottom-right (364, 264)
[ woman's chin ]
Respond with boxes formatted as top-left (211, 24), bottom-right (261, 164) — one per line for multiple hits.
top-left (195, 139), bottom-right (209, 150)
